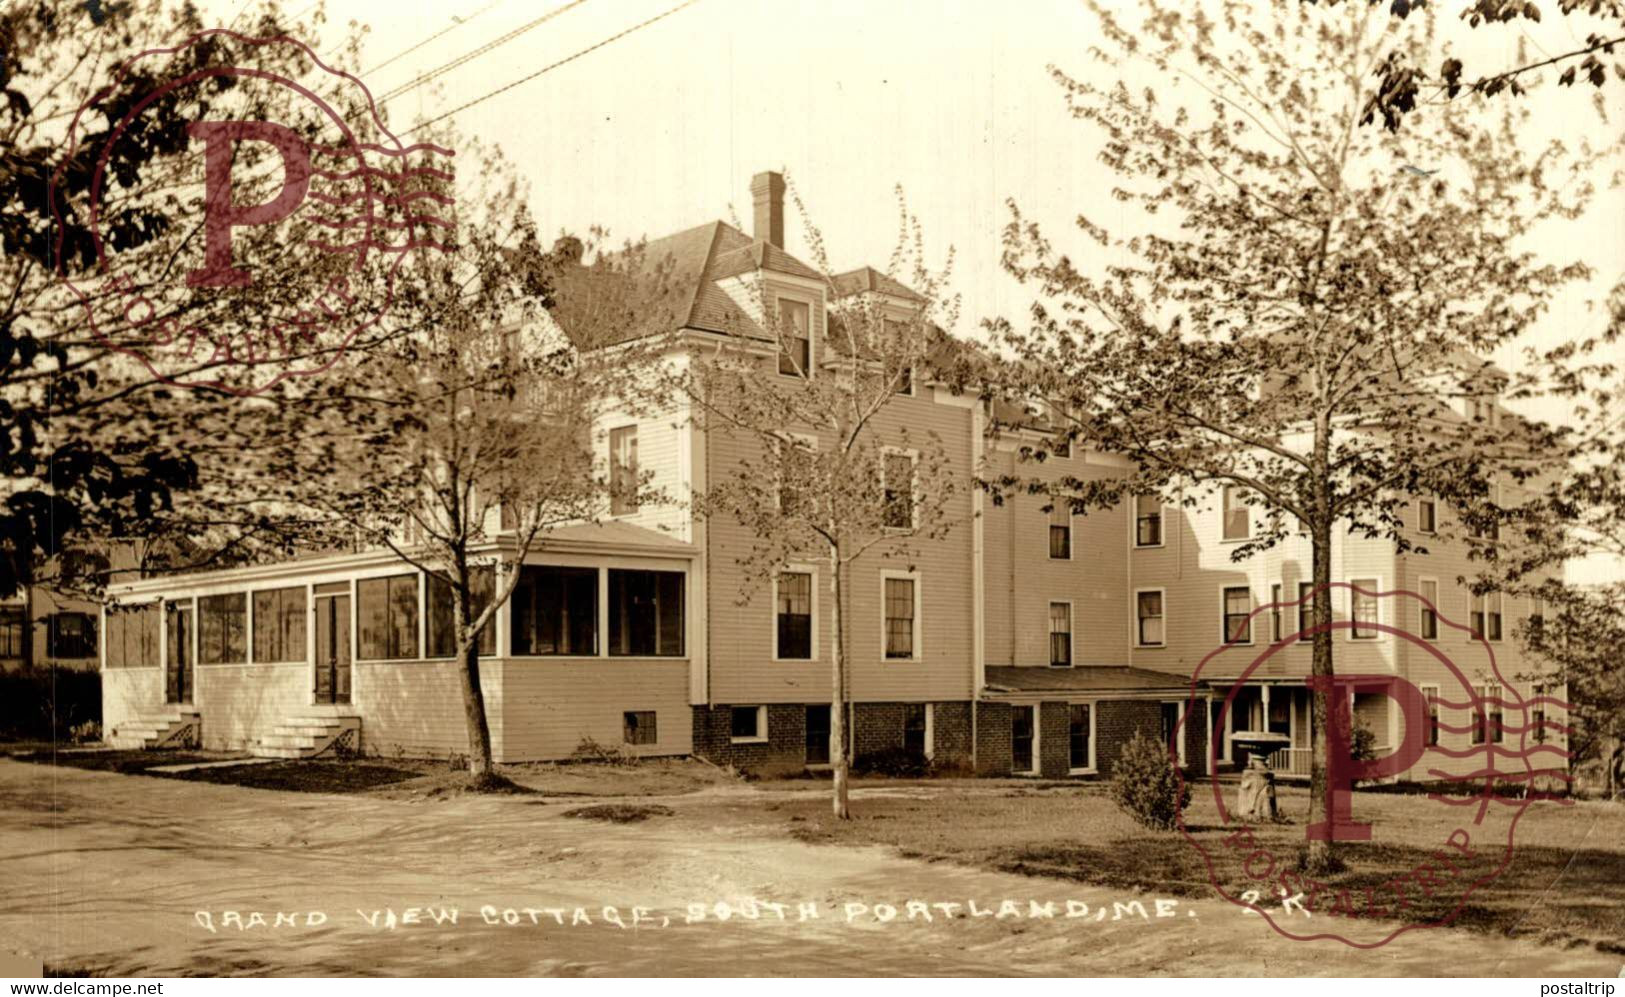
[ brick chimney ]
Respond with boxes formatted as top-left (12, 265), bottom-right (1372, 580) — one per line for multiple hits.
top-left (750, 171), bottom-right (786, 248)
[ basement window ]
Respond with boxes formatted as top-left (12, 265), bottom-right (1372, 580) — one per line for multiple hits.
top-left (623, 711), bottom-right (657, 746)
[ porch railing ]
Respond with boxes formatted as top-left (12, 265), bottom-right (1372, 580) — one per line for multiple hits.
top-left (1267, 746), bottom-right (1313, 778)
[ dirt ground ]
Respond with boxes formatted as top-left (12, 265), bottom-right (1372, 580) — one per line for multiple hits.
top-left (0, 759), bottom-right (1617, 977)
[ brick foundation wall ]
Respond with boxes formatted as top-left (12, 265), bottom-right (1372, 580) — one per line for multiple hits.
top-left (1095, 699), bottom-right (1163, 778)
top-left (691, 704), bottom-right (805, 771)
top-left (851, 702), bottom-right (906, 759)
top-left (931, 701), bottom-right (973, 769)
top-left (693, 701), bottom-right (975, 773)
top-left (974, 701), bottom-right (1012, 776)
top-left (1039, 701), bottom-right (1072, 778)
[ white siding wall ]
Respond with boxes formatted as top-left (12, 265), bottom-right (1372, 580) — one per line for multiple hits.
top-left (194, 664), bottom-right (308, 751)
top-left (497, 659), bottom-right (692, 760)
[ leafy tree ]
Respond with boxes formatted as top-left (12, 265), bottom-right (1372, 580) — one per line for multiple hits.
top-left (1492, 360), bottom-right (1625, 798)
top-left (1313, 0), bottom-right (1625, 129)
top-left (987, 0), bottom-right (1600, 869)
top-left (2, 0), bottom-right (390, 601)
top-left (678, 185), bottom-right (960, 818)
top-left (261, 147), bottom-right (678, 783)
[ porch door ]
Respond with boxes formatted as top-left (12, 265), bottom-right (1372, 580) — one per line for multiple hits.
top-left (805, 705), bottom-right (831, 765)
top-left (313, 594), bottom-right (352, 705)
top-left (165, 605), bottom-right (192, 705)
top-left (1011, 706), bottom-right (1036, 773)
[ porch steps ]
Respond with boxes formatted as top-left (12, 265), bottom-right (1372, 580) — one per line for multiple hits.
top-left (251, 716), bottom-right (361, 760)
top-left (107, 710), bottom-right (201, 750)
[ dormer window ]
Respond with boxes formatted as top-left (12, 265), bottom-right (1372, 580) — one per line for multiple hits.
top-left (777, 298), bottom-right (811, 377)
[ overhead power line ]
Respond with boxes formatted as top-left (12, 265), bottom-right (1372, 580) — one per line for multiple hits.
top-left (363, 0), bottom-right (506, 78)
top-left (404, 0), bottom-right (699, 136)
top-left (378, 0), bottom-right (593, 105)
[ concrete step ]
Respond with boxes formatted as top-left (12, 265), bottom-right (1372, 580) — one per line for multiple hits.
top-left (106, 735), bottom-right (150, 750)
top-left (273, 724), bottom-right (347, 736)
top-left (252, 745), bottom-right (312, 759)
top-left (112, 726), bottom-right (165, 738)
top-left (255, 734), bottom-right (319, 750)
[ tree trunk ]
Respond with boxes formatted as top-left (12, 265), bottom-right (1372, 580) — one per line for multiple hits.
top-left (829, 548), bottom-right (850, 820)
top-left (1304, 507), bottom-right (1338, 872)
top-left (453, 585), bottom-right (495, 781)
top-left (20, 582), bottom-right (34, 667)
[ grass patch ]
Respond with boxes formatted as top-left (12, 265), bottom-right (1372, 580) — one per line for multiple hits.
top-left (12, 748), bottom-right (240, 774)
top-left (766, 781), bottom-right (1625, 950)
top-left (158, 760), bottom-right (422, 793)
top-left (562, 803), bottom-right (676, 823)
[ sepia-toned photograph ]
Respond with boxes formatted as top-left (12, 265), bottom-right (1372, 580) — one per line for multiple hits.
top-left (2, 0), bottom-right (1623, 980)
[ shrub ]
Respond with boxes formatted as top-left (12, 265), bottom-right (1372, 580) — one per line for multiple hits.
top-left (0, 665), bottom-right (100, 742)
top-left (569, 735), bottom-right (638, 766)
top-left (852, 746), bottom-right (931, 778)
top-left (1109, 728), bottom-right (1192, 831)
top-left (69, 720), bottom-right (101, 744)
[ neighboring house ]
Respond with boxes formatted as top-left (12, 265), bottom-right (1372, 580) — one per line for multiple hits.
top-left (1, 586), bottom-right (102, 673)
top-left (100, 171), bottom-right (1566, 784)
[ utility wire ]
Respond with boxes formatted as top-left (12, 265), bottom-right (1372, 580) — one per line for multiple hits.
top-left (363, 0), bottom-right (505, 78)
top-left (404, 0), bottom-right (698, 136)
top-left (377, 0), bottom-right (592, 105)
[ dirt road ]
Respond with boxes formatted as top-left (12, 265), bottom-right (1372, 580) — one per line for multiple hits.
top-left (0, 760), bottom-right (1614, 976)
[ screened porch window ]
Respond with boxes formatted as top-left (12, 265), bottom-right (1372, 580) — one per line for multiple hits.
top-left (252, 587), bottom-right (307, 663)
top-left (357, 574), bottom-right (420, 661)
top-left (608, 569), bottom-right (685, 657)
top-left (427, 567), bottom-right (497, 658)
top-left (511, 566), bottom-right (596, 656)
top-left (198, 594), bottom-right (247, 664)
top-left (104, 603), bottom-right (161, 668)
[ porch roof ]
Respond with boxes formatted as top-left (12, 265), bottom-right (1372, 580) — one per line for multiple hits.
top-left (109, 521), bottom-right (694, 599)
top-left (983, 665), bottom-right (1196, 696)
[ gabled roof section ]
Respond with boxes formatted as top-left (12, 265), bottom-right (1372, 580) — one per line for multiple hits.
top-left (830, 265), bottom-right (927, 303)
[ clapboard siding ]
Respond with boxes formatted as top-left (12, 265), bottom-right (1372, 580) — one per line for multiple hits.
top-left (352, 660), bottom-right (474, 759)
top-left (102, 667), bottom-right (163, 730)
top-left (1128, 491), bottom-right (1400, 680)
top-left (704, 388), bottom-right (978, 704)
top-left (194, 664), bottom-right (309, 751)
top-left (496, 658), bottom-right (692, 760)
top-left (981, 450), bottom-right (1130, 669)
top-left (596, 398), bottom-right (692, 542)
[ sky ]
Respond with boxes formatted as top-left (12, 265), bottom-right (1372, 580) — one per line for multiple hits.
top-left (202, 0), bottom-right (1625, 578)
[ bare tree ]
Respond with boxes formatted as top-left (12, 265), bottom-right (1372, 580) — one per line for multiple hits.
top-left (264, 148), bottom-right (677, 784)
top-left (676, 184), bottom-right (960, 818)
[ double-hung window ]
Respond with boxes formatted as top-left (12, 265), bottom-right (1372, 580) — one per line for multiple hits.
top-left (1419, 579), bottom-right (1439, 640)
top-left (609, 426), bottom-right (639, 515)
top-left (1135, 495), bottom-right (1162, 547)
top-left (775, 571), bottom-right (813, 660)
top-left (1049, 504), bottom-right (1072, 559)
top-left (883, 574), bottom-right (919, 660)
top-left (776, 299), bottom-right (811, 377)
top-left (1222, 587), bottom-right (1252, 644)
top-left (1221, 485), bottom-right (1249, 541)
top-left (1136, 590), bottom-right (1164, 647)
top-left (1049, 602), bottom-right (1073, 667)
top-left (881, 451), bottom-right (916, 530)
top-left (1350, 579), bottom-right (1379, 640)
